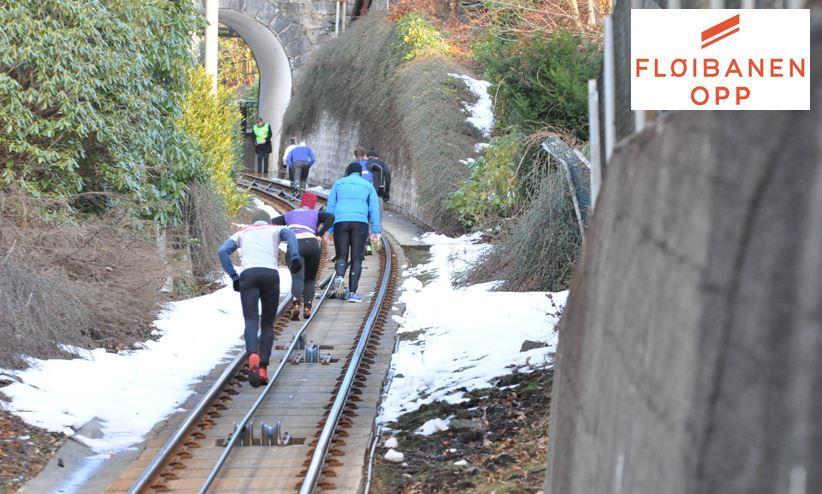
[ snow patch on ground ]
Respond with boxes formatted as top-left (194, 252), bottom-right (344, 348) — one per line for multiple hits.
top-left (415, 417), bottom-right (452, 436)
top-left (252, 197), bottom-right (279, 220)
top-left (307, 185), bottom-right (330, 196)
top-left (449, 74), bottom-right (494, 138)
top-left (379, 232), bottom-right (567, 424)
top-left (0, 268), bottom-right (292, 454)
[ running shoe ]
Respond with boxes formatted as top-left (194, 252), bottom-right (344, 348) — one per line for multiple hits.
top-left (347, 292), bottom-right (362, 303)
top-left (290, 300), bottom-right (301, 321)
top-left (259, 367), bottom-right (269, 385)
top-left (247, 353), bottom-right (261, 388)
top-left (331, 276), bottom-right (345, 299)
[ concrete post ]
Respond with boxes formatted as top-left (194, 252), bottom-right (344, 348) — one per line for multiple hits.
top-left (603, 16), bottom-right (616, 162)
top-left (342, 1), bottom-right (348, 31)
top-left (588, 79), bottom-right (602, 209)
top-left (667, 0), bottom-right (681, 8)
top-left (335, 1), bottom-right (340, 36)
top-left (204, 0), bottom-right (218, 94)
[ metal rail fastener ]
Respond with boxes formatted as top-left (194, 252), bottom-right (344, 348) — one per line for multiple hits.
top-left (198, 273), bottom-right (334, 493)
top-left (127, 295), bottom-right (292, 494)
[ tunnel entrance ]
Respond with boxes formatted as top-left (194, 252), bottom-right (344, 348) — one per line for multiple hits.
top-left (218, 8), bottom-right (292, 170)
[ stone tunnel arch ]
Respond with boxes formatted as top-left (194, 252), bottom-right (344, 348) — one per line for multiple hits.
top-left (218, 9), bottom-right (291, 160)
top-left (213, 0), bottom-right (324, 160)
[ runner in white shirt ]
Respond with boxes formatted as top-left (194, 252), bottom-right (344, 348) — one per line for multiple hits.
top-left (282, 136), bottom-right (298, 176)
top-left (218, 208), bottom-right (301, 387)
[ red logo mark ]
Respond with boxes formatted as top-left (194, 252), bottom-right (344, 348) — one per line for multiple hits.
top-left (701, 14), bottom-right (740, 49)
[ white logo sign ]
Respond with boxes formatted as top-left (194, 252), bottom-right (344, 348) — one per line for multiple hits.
top-left (631, 9), bottom-right (810, 110)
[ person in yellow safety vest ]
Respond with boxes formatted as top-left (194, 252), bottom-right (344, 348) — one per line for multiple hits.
top-left (252, 118), bottom-right (272, 175)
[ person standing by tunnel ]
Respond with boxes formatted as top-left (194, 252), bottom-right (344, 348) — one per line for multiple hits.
top-left (326, 162), bottom-right (381, 303)
top-left (252, 118), bottom-right (273, 175)
top-left (217, 209), bottom-right (302, 388)
top-left (270, 192), bottom-right (335, 320)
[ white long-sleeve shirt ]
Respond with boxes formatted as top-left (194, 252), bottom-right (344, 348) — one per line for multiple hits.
top-left (282, 143), bottom-right (298, 166)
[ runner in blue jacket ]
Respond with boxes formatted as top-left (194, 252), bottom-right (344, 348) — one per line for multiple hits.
top-left (326, 162), bottom-right (381, 302)
top-left (286, 141), bottom-right (316, 191)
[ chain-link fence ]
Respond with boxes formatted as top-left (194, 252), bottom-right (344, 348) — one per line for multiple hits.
top-left (588, 0), bottom-right (804, 205)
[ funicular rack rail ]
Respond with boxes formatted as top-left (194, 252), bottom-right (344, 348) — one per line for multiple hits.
top-left (126, 175), bottom-right (397, 493)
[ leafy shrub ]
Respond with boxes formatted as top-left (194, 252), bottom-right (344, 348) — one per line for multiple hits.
top-left (475, 30), bottom-right (601, 140)
top-left (396, 13), bottom-right (453, 61)
top-left (0, 0), bottom-right (202, 222)
top-left (179, 67), bottom-right (248, 216)
top-left (448, 133), bottom-right (522, 229)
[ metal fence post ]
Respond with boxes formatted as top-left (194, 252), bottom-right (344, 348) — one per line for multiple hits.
top-left (631, 0), bottom-right (646, 132)
top-left (588, 79), bottom-right (602, 209)
top-left (603, 16), bottom-right (616, 163)
top-left (204, 0), bottom-right (218, 94)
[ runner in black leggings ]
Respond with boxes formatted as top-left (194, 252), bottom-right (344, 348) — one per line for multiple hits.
top-left (218, 209), bottom-right (301, 388)
top-left (270, 192), bottom-right (334, 319)
top-left (326, 162), bottom-right (382, 303)
top-left (333, 221), bottom-right (369, 296)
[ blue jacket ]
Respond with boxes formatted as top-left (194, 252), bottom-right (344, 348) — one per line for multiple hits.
top-left (358, 160), bottom-right (373, 184)
top-left (287, 145), bottom-right (315, 168)
top-left (326, 174), bottom-right (381, 234)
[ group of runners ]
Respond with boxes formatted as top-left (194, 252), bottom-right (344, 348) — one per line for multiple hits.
top-left (218, 139), bottom-right (391, 387)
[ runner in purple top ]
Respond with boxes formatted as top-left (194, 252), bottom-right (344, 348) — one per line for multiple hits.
top-left (271, 192), bottom-right (334, 320)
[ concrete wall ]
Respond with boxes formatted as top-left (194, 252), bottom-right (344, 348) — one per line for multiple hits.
top-left (544, 23), bottom-right (821, 494)
top-left (301, 112), bottom-right (425, 223)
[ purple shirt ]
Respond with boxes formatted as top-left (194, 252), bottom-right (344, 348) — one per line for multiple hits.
top-left (284, 208), bottom-right (320, 235)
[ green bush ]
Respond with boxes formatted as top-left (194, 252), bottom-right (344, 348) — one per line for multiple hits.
top-left (448, 133), bottom-right (522, 229)
top-left (475, 30), bottom-right (601, 140)
top-left (396, 13), bottom-right (453, 62)
top-left (0, 0), bottom-right (203, 223)
top-left (180, 67), bottom-right (248, 216)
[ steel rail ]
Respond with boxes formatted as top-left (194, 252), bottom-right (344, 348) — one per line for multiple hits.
top-left (127, 295), bottom-right (291, 494)
top-left (198, 273), bottom-right (334, 493)
top-left (130, 180), bottom-right (310, 493)
top-left (239, 174), bottom-right (329, 201)
top-left (238, 175), bottom-right (307, 204)
top-left (241, 175), bottom-right (396, 494)
top-left (198, 178), bottom-right (333, 493)
top-left (299, 235), bottom-right (393, 494)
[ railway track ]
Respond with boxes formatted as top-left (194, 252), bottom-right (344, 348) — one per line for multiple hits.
top-left (109, 176), bottom-right (400, 493)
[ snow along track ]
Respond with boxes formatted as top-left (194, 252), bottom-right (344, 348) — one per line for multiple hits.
top-left (107, 178), bottom-right (400, 493)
